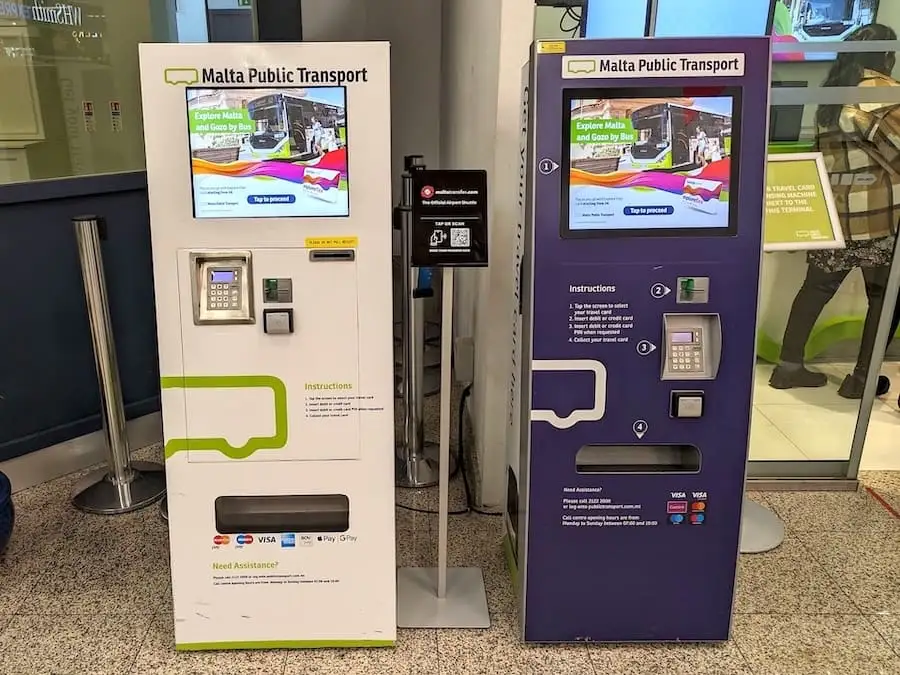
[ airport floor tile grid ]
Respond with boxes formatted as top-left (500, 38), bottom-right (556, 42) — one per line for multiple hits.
top-left (2, 442), bottom-right (900, 674)
top-left (751, 361), bottom-right (900, 470)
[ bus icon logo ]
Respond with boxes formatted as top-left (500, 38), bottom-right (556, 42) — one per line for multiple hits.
top-left (566, 59), bottom-right (596, 75)
top-left (164, 67), bottom-right (199, 85)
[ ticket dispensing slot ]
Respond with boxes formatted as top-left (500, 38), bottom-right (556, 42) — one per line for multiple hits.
top-left (575, 445), bottom-right (701, 474)
top-left (309, 249), bottom-right (356, 262)
top-left (191, 251), bottom-right (254, 326)
top-left (661, 314), bottom-right (722, 381)
top-left (214, 494), bottom-right (350, 534)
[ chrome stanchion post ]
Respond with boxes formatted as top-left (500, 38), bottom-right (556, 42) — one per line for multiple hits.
top-left (396, 156), bottom-right (443, 487)
top-left (71, 215), bottom-right (167, 514)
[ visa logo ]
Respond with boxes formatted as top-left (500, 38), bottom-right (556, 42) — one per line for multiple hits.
top-left (257, 535), bottom-right (277, 544)
top-left (213, 535), bottom-right (230, 546)
top-left (281, 533), bottom-right (296, 548)
top-left (235, 534), bottom-right (253, 545)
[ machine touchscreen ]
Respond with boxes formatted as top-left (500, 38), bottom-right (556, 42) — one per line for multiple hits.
top-left (185, 86), bottom-right (350, 219)
top-left (560, 86), bottom-right (742, 238)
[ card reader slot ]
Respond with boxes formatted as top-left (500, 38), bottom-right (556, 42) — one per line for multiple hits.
top-left (214, 494), bottom-right (350, 534)
top-left (575, 445), bottom-right (700, 474)
top-left (309, 249), bottom-right (355, 262)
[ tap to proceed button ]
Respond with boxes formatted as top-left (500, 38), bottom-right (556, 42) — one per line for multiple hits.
top-left (624, 205), bottom-right (675, 216)
top-left (247, 194), bottom-right (296, 205)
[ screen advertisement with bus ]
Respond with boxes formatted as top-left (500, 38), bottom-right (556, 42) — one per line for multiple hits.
top-left (563, 90), bottom-right (739, 236)
top-left (186, 86), bottom-right (349, 219)
top-left (772, 0), bottom-right (880, 61)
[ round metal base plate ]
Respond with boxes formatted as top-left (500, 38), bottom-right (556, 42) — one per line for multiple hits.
top-left (740, 499), bottom-right (785, 554)
top-left (71, 461), bottom-right (167, 515)
top-left (395, 442), bottom-right (457, 489)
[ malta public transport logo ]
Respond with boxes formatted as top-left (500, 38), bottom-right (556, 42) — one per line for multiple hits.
top-left (163, 67), bottom-right (199, 86)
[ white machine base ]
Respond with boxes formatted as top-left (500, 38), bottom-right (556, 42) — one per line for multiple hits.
top-left (740, 498), bottom-right (785, 554)
top-left (397, 567), bottom-right (490, 628)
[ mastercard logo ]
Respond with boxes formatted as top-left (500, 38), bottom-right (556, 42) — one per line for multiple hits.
top-left (213, 535), bottom-right (230, 545)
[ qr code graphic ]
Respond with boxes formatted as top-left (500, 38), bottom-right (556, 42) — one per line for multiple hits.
top-left (450, 227), bottom-right (471, 248)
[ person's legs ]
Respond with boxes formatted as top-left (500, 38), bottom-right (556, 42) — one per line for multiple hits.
top-left (891, 293), bottom-right (900, 405)
top-left (770, 264), bottom-right (849, 389)
top-left (889, 289), bottom-right (900, 347)
top-left (838, 265), bottom-right (893, 398)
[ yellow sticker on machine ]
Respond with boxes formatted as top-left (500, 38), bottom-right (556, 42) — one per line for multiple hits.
top-left (305, 236), bottom-right (358, 249)
top-left (538, 41), bottom-right (566, 54)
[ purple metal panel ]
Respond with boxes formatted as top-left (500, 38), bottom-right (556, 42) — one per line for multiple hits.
top-left (522, 37), bottom-right (770, 643)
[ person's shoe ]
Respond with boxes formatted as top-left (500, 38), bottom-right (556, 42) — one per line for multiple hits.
top-left (837, 373), bottom-right (891, 399)
top-left (769, 365), bottom-right (828, 390)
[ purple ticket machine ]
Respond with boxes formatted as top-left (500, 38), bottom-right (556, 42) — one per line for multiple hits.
top-left (505, 37), bottom-right (770, 643)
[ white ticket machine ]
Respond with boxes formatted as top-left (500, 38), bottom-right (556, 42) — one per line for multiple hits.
top-left (138, 42), bottom-right (396, 650)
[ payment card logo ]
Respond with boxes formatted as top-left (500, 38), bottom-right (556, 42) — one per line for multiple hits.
top-left (213, 534), bottom-right (230, 546)
top-left (281, 533), bottom-right (296, 548)
top-left (235, 534), bottom-right (254, 545)
top-left (164, 67), bottom-right (199, 86)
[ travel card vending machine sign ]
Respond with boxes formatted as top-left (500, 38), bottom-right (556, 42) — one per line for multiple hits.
top-left (506, 38), bottom-right (769, 643)
top-left (139, 43), bottom-right (395, 650)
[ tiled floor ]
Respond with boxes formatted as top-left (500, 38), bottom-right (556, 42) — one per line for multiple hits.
top-left (750, 361), bottom-right (900, 469)
top-left (1, 446), bottom-right (900, 673)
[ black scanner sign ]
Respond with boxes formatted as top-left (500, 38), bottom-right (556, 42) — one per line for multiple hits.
top-left (410, 169), bottom-right (488, 268)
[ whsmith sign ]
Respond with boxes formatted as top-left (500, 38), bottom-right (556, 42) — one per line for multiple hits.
top-left (0, 1), bottom-right (83, 25)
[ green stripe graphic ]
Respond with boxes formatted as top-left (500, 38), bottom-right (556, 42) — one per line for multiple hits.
top-left (160, 375), bottom-right (287, 460)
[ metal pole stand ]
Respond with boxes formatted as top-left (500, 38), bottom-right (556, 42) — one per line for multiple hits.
top-left (395, 315), bottom-right (442, 398)
top-left (397, 267), bottom-right (490, 628)
top-left (396, 157), bottom-right (456, 488)
top-left (71, 216), bottom-right (167, 515)
top-left (739, 497), bottom-right (785, 554)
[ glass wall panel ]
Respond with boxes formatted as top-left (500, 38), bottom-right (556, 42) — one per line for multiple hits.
top-left (0, 1), bottom-right (174, 183)
top-left (753, 23), bottom-right (900, 476)
top-left (0, 0), bottom-right (242, 183)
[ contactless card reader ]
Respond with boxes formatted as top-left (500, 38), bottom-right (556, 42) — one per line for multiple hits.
top-left (191, 251), bottom-right (254, 325)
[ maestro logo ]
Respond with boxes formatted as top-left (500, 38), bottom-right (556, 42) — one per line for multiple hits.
top-left (235, 534), bottom-right (254, 545)
top-left (212, 534), bottom-right (230, 546)
top-left (420, 185), bottom-right (435, 200)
